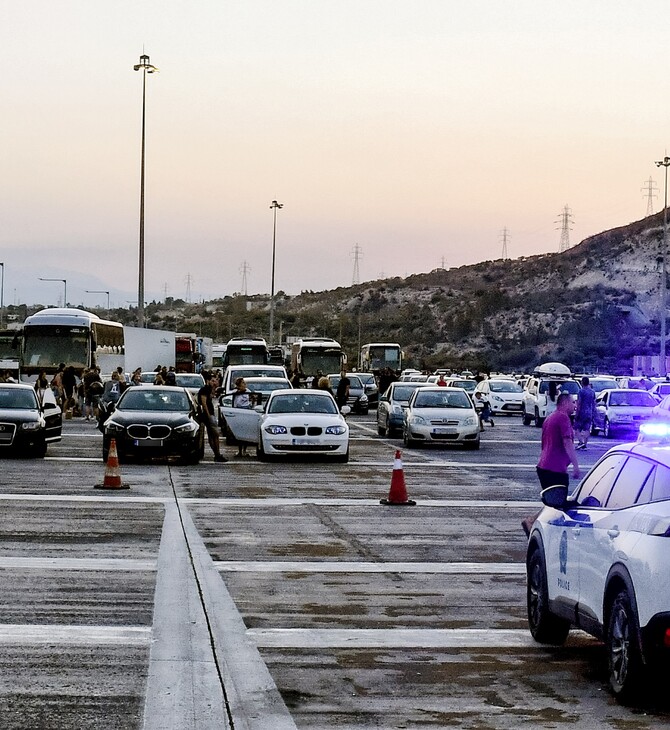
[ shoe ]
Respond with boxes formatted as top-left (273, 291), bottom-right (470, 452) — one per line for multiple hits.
top-left (243, 452), bottom-right (251, 457)
top-left (214, 455), bottom-right (228, 463)
top-left (234, 452), bottom-right (242, 458)
top-left (575, 443), bottom-right (585, 450)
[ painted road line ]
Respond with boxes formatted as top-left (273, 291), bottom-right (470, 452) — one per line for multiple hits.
top-left (0, 557), bottom-right (156, 571)
top-left (216, 561), bottom-right (524, 574)
top-left (351, 460), bottom-right (538, 468)
top-left (0, 624), bottom-right (150, 645)
top-left (247, 628), bottom-right (598, 650)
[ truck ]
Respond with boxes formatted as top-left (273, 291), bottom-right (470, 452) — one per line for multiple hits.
top-left (117, 327), bottom-right (176, 374)
top-left (291, 338), bottom-right (347, 380)
top-left (175, 333), bottom-right (213, 373)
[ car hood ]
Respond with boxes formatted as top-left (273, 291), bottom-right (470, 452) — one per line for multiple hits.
top-left (0, 408), bottom-right (42, 424)
top-left (108, 409), bottom-right (194, 426)
top-left (408, 407), bottom-right (476, 420)
top-left (262, 412), bottom-right (348, 429)
top-left (606, 405), bottom-right (654, 416)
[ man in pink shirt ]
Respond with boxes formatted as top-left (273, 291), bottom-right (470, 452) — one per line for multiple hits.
top-left (523, 392), bottom-right (580, 536)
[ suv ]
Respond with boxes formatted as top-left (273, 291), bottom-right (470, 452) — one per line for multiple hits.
top-left (526, 432), bottom-right (670, 701)
top-left (522, 362), bottom-right (579, 427)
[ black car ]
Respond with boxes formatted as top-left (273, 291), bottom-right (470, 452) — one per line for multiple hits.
top-left (101, 386), bottom-right (204, 464)
top-left (328, 373), bottom-right (369, 414)
top-left (357, 373), bottom-right (379, 408)
top-left (0, 383), bottom-right (62, 457)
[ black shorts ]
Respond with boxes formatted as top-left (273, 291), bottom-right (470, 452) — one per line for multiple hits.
top-left (536, 467), bottom-right (569, 490)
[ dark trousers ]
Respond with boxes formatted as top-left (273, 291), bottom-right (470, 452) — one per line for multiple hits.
top-left (536, 466), bottom-right (569, 490)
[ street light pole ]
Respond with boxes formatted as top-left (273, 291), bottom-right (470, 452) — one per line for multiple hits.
top-left (85, 290), bottom-right (110, 315)
top-left (38, 278), bottom-right (67, 307)
top-left (269, 200), bottom-right (283, 345)
top-left (656, 156), bottom-right (670, 376)
top-left (134, 53), bottom-right (158, 329)
top-left (0, 263), bottom-right (4, 330)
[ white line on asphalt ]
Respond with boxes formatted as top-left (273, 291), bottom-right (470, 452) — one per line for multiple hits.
top-left (216, 561), bottom-right (525, 574)
top-left (0, 624), bottom-right (151, 645)
top-left (352, 461), bottom-right (537, 468)
top-left (0, 557), bottom-right (156, 571)
top-left (46, 457), bottom-right (102, 461)
top-left (247, 628), bottom-right (598, 650)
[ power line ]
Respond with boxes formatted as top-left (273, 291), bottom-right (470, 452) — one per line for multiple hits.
top-left (351, 243), bottom-right (363, 285)
top-left (555, 205), bottom-right (574, 252)
top-left (642, 176), bottom-right (658, 216)
top-left (239, 261), bottom-right (251, 296)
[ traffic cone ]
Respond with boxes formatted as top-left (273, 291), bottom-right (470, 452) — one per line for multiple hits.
top-left (95, 438), bottom-right (129, 490)
top-left (380, 449), bottom-right (416, 506)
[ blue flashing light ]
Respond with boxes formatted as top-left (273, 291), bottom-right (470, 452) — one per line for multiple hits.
top-left (639, 421), bottom-right (670, 440)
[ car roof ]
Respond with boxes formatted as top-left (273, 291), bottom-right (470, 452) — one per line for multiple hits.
top-left (0, 383), bottom-right (32, 390)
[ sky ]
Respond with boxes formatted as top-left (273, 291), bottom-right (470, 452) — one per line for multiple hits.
top-left (1, 1), bottom-right (669, 309)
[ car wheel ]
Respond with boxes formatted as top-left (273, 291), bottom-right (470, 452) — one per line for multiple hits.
top-left (522, 410), bottom-right (532, 426)
top-left (607, 589), bottom-right (645, 702)
top-left (377, 422), bottom-right (387, 437)
top-left (464, 438), bottom-right (480, 450)
top-left (534, 409), bottom-right (544, 428)
top-left (604, 418), bottom-right (613, 439)
top-left (361, 408), bottom-right (369, 416)
top-left (334, 449), bottom-right (349, 464)
top-left (527, 547), bottom-right (570, 645)
top-left (33, 440), bottom-right (47, 458)
top-left (403, 429), bottom-right (416, 448)
top-left (256, 437), bottom-right (269, 462)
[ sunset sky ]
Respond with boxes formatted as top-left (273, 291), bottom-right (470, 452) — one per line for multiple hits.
top-left (1, 1), bottom-right (668, 308)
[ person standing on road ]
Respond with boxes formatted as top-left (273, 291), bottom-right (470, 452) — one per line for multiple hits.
top-left (231, 377), bottom-right (255, 457)
top-left (523, 392), bottom-right (580, 536)
top-left (335, 371), bottom-right (350, 409)
top-left (574, 376), bottom-right (596, 450)
top-left (198, 372), bottom-right (227, 463)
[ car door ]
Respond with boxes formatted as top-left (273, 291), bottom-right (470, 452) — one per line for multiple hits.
top-left (40, 390), bottom-right (63, 442)
top-left (218, 406), bottom-right (261, 444)
top-left (594, 392), bottom-right (607, 431)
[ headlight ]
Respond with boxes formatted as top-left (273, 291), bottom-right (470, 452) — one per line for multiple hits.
top-left (359, 394), bottom-right (368, 404)
top-left (174, 421), bottom-right (198, 433)
top-left (21, 421), bottom-right (41, 431)
top-left (105, 421), bottom-right (125, 433)
top-left (325, 425), bottom-right (347, 435)
top-left (264, 425), bottom-right (287, 435)
top-left (463, 416), bottom-right (477, 426)
top-left (410, 415), bottom-right (426, 425)
top-left (491, 395), bottom-right (504, 403)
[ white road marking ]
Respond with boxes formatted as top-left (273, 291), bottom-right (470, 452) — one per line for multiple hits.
top-left (0, 557), bottom-right (156, 571)
top-left (216, 561), bottom-right (524, 574)
top-left (0, 624), bottom-right (150, 645)
top-left (247, 628), bottom-right (598, 650)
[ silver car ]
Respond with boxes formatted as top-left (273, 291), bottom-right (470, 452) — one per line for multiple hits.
top-left (376, 381), bottom-right (429, 437)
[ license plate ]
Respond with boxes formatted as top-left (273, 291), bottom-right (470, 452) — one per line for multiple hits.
top-left (432, 428), bottom-right (457, 435)
top-left (292, 438), bottom-right (319, 445)
top-left (508, 404), bottom-right (522, 410)
top-left (135, 439), bottom-right (163, 447)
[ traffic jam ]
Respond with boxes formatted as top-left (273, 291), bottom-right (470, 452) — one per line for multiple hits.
top-left (1, 311), bottom-right (670, 726)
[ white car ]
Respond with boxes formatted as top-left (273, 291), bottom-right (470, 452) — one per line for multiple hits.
top-left (219, 364), bottom-right (288, 395)
top-left (526, 433), bottom-right (670, 701)
top-left (522, 362), bottom-right (579, 426)
top-left (219, 389), bottom-right (349, 462)
top-left (402, 386), bottom-right (480, 450)
top-left (473, 378), bottom-right (524, 415)
top-left (592, 388), bottom-right (656, 438)
top-left (649, 382), bottom-right (670, 403)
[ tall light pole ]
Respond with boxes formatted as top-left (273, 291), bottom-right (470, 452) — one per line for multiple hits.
top-left (85, 290), bottom-right (110, 315)
top-left (0, 263), bottom-right (4, 330)
top-left (269, 200), bottom-right (283, 345)
top-left (38, 278), bottom-right (67, 307)
top-left (656, 156), bottom-right (670, 376)
top-left (134, 53), bottom-right (158, 328)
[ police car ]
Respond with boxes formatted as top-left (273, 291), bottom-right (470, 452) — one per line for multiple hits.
top-left (526, 423), bottom-right (670, 701)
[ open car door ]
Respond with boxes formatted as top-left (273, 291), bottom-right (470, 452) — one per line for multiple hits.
top-left (219, 406), bottom-right (261, 444)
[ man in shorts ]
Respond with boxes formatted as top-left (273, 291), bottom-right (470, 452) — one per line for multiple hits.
top-left (574, 376), bottom-right (596, 450)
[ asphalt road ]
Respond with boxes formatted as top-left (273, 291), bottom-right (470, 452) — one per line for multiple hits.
top-left (0, 414), bottom-right (668, 729)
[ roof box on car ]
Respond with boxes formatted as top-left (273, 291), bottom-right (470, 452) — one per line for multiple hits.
top-left (532, 362), bottom-right (572, 377)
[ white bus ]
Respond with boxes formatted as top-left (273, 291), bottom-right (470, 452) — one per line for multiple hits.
top-left (223, 337), bottom-right (269, 367)
top-left (360, 342), bottom-right (402, 374)
top-left (291, 338), bottom-right (346, 378)
top-left (20, 308), bottom-right (124, 378)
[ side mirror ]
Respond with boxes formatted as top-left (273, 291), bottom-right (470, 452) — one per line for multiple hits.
top-left (540, 484), bottom-right (569, 509)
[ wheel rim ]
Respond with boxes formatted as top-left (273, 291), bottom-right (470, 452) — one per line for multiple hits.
top-left (528, 559), bottom-right (543, 629)
top-left (610, 603), bottom-right (630, 689)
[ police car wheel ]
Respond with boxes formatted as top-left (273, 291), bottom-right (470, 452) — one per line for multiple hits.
top-left (527, 547), bottom-right (570, 645)
top-left (607, 590), bottom-right (645, 702)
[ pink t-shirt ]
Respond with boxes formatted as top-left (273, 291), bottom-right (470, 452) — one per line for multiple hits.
top-left (537, 410), bottom-right (574, 473)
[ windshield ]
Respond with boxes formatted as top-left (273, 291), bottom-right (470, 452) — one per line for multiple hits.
top-left (367, 346), bottom-right (401, 369)
top-left (23, 327), bottom-right (89, 370)
top-left (301, 352), bottom-right (343, 374)
top-left (414, 390), bottom-right (472, 409)
top-left (119, 389), bottom-right (190, 412)
top-left (226, 347), bottom-right (268, 365)
top-left (591, 379), bottom-right (618, 393)
top-left (248, 380), bottom-right (290, 392)
top-left (392, 384), bottom-right (425, 402)
top-left (488, 381), bottom-right (523, 393)
top-left (268, 393), bottom-right (338, 415)
top-left (175, 374), bottom-right (204, 388)
top-left (0, 388), bottom-right (38, 409)
top-left (609, 391), bottom-right (655, 407)
top-left (539, 379), bottom-right (579, 395)
top-left (449, 380), bottom-right (476, 392)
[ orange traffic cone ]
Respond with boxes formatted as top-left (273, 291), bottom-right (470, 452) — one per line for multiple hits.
top-left (380, 449), bottom-right (416, 506)
top-left (95, 438), bottom-right (129, 490)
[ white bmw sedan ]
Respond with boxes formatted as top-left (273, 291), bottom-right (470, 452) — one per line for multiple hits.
top-left (219, 389), bottom-right (350, 462)
top-left (402, 386), bottom-right (480, 450)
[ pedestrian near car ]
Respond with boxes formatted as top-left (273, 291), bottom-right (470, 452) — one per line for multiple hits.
top-left (83, 367), bottom-right (103, 421)
top-left (522, 392), bottom-right (580, 536)
top-left (50, 363), bottom-right (65, 406)
top-left (474, 391), bottom-right (494, 429)
top-left (335, 371), bottom-right (350, 409)
top-left (231, 377), bottom-right (254, 457)
top-left (574, 376), bottom-right (596, 450)
top-left (34, 370), bottom-right (49, 403)
top-left (198, 373), bottom-right (227, 462)
top-left (317, 376), bottom-right (335, 398)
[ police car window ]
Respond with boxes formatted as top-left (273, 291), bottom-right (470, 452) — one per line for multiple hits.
top-left (605, 456), bottom-right (654, 510)
top-left (649, 464), bottom-right (670, 503)
top-left (575, 454), bottom-right (627, 508)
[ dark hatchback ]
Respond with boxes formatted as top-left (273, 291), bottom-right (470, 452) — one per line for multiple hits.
top-left (101, 386), bottom-right (204, 464)
top-left (0, 383), bottom-right (62, 457)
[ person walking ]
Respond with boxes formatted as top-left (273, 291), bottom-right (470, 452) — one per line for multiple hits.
top-left (474, 391), bottom-right (494, 429)
top-left (198, 372), bottom-right (227, 463)
top-left (522, 392), bottom-right (580, 536)
top-left (335, 371), bottom-right (350, 410)
top-left (574, 376), bottom-right (596, 450)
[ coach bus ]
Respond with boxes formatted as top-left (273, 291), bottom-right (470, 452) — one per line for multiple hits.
top-left (20, 308), bottom-right (124, 377)
top-left (223, 337), bottom-right (269, 368)
top-left (360, 342), bottom-right (402, 374)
